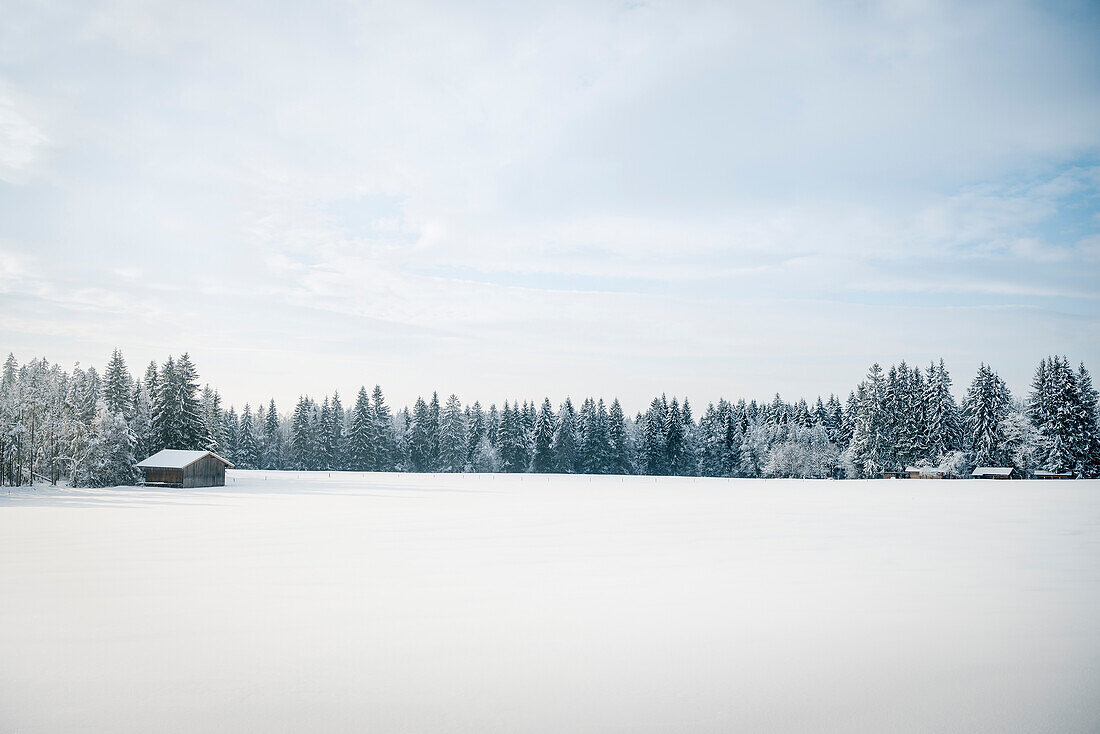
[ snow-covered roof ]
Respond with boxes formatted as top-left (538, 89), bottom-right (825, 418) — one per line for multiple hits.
top-left (971, 466), bottom-right (1013, 476)
top-left (136, 449), bottom-right (234, 469)
top-left (1034, 470), bottom-right (1073, 477)
top-left (905, 466), bottom-right (944, 474)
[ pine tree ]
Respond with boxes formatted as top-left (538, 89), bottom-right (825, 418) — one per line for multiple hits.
top-left (607, 398), bottom-right (631, 475)
top-left (582, 398), bottom-right (611, 474)
top-left (408, 396), bottom-right (432, 472)
top-left (330, 391), bottom-right (347, 470)
top-left (174, 353), bottom-right (204, 450)
top-left (925, 360), bottom-right (962, 463)
top-left (438, 394), bottom-right (467, 472)
top-left (664, 398), bottom-right (685, 475)
top-left (497, 401), bottom-right (525, 472)
top-left (130, 382), bottom-right (153, 460)
top-left (531, 398), bottom-right (556, 473)
top-left (290, 396), bottom-right (317, 470)
top-left (317, 397), bottom-right (336, 470)
top-left (642, 397), bottom-right (668, 475)
top-left (223, 405), bottom-right (239, 463)
top-left (262, 399), bottom-right (282, 469)
top-left (103, 348), bottom-right (133, 417)
top-left (963, 363), bottom-right (1013, 468)
top-left (348, 387), bottom-right (374, 471)
top-left (552, 398), bottom-right (578, 473)
top-left (846, 364), bottom-right (889, 477)
top-left (427, 391), bottom-right (441, 471)
top-left (202, 386), bottom-right (226, 455)
top-left (73, 407), bottom-right (139, 488)
top-left (238, 404), bottom-right (260, 469)
top-left (150, 356), bottom-right (177, 452)
top-left (371, 385), bottom-right (394, 470)
top-left (466, 401), bottom-right (486, 470)
top-left (1077, 363), bottom-right (1100, 477)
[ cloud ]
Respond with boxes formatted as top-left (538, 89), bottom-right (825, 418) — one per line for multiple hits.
top-left (0, 83), bottom-right (49, 182)
top-left (0, 0), bottom-right (1097, 407)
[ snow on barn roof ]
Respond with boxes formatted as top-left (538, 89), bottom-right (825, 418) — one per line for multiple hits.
top-left (136, 449), bottom-right (234, 469)
top-left (905, 466), bottom-right (945, 474)
top-left (1034, 470), bottom-right (1073, 477)
top-left (971, 466), bottom-right (1013, 477)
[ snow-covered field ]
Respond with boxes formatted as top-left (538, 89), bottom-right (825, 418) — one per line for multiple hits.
top-left (2, 472), bottom-right (1099, 733)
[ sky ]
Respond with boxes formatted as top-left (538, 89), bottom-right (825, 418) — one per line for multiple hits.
top-left (1, 0), bottom-right (1099, 413)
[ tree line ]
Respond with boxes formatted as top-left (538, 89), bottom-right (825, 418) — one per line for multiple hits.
top-left (1, 350), bottom-right (1098, 487)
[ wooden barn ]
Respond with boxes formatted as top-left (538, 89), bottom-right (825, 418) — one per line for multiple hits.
top-left (136, 449), bottom-right (233, 488)
top-left (1034, 470), bottom-right (1074, 480)
top-left (884, 466), bottom-right (947, 479)
top-left (971, 466), bottom-right (1014, 480)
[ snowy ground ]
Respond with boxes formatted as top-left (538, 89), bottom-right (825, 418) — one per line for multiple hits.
top-left (2, 472), bottom-right (1099, 733)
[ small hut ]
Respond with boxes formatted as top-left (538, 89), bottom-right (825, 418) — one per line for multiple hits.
top-left (971, 466), bottom-right (1014, 480)
top-left (1033, 470), bottom-right (1074, 480)
top-left (136, 449), bottom-right (233, 488)
top-left (883, 466), bottom-right (947, 479)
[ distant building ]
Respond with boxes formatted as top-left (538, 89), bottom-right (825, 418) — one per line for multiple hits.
top-left (1033, 470), bottom-right (1074, 480)
top-left (883, 466), bottom-right (947, 479)
top-left (971, 467), bottom-right (1014, 480)
top-left (136, 449), bottom-right (233, 488)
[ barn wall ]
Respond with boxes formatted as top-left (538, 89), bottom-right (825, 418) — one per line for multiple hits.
top-left (183, 456), bottom-right (226, 488)
top-left (142, 467), bottom-right (184, 485)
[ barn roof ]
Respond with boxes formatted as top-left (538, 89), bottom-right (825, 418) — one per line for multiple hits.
top-left (971, 466), bottom-right (1013, 476)
top-left (1034, 470), bottom-right (1073, 477)
top-left (137, 449), bottom-right (234, 469)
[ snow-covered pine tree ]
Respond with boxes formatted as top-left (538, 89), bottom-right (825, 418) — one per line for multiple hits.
top-left (130, 382), bottom-right (153, 460)
top-left (103, 348), bottom-right (133, 417)
top-left (371, 386), bottom-right (394, 471)
top-left (262, 399), bottom-right (282, 469)
top-left (317, 397), bottom-right (336, 470)
top-left (552, 398), bottom-right (578, 473)
top-left (846, 364), bottom-right (889, 478)
top-left (607, 398), bottom-right (631, 475)
top-left (582, 398), bottom-right (611, 474)
top-left (407, 396), bottom-right (432, 472)
top-left (290, 396), bottom-right (317, 470)
top-left (531, 398), bottom-right (555, 473)
top-left (72, 407), bottom-right (139, 488)
top-left (1077, 363), bottom-right (1100, 477)
top-left (438, 394), bottom-right (467, 472)
top-left (699, 402), bottom-right (726, 477)
top-left (924, 360), bottom-right (961, 463)
top-left (348, 387), bottom-right (374, 471)
top-left (427, 391), bottom-right (441, 472)
top-left (963, 363), bottom-right (1013, 468)
top-left (174, 354), bottom-right (204, 450)
top-left (330, 391), bottom-right (347, 470)
top-left (664, 398), bottom-right (685, 476)
top-left (1029, 356), bottom-right (1085, 474)
top-left (238, 404), bottom-right (260, 469)
top-left (223, 405), bottom-right (240, 464)
top-left (202, 386), bottom-right (226, 455)
top-left (465, 401), bottom-right (485, 471)
top-left (642, 397), bottom-right (668, 475)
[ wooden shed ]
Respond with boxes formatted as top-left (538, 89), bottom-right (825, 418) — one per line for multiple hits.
top-left (136, 449), bottom-right (233, 488)
top-left (883, 466), bottom-right (947, 479)
top-left (1034, 471), bottom-right (1074, 480)
top-left (971, 466), bottom-right (1014, 480)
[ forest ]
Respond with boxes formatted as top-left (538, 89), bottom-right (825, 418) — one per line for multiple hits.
top-left (1, 350), bottom-right (1098, 487)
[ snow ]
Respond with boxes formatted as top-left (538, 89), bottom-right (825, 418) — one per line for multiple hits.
top-left (136, 448), bottom-right (232, 468)
top-left (2, 472), bottom-right (1099, 733)
top-left (972, 466), bottom-right (1014, 477)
